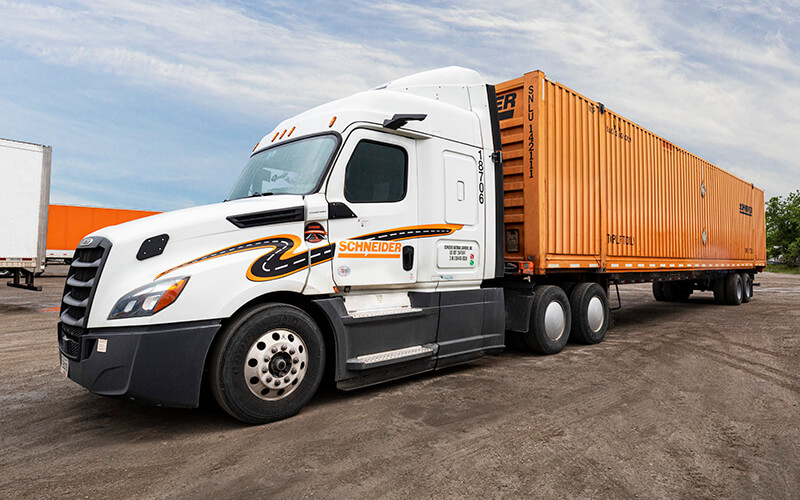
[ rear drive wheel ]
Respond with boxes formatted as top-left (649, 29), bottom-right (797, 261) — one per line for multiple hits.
top-left (652, 282), bottom-right (666, 301)
top-left (740, 273), bottom-right (752, 303)
top-left (523, 285), bottom-right (571, 355)
top-left (570, 283), bottom-right (609, 344)
top-left (725, 273), bottom-right (743, 305)
top-left (210, 304), bottom-right (325, 424)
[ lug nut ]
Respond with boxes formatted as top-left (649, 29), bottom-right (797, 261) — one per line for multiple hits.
top-left (284, 377), bottom-right (290, 383)
top-left (281, 344), bottom-right (287, 351)
top-left (264, 356), bottom-right (270, 362)
top-left (266, 376), bottom-right (272, 383)
top-left (262, 366), bottom-right (268, 373)
top-left (271, 347), bottom-right (277, 354)
top-left (293, 357), bottom-right (299, 364)
top-left (291, 368), bottom-right (297, 375)
top-left (274, 380), bottom-right (281, 386)
top-left (289, 349), bottom-right (295, 355)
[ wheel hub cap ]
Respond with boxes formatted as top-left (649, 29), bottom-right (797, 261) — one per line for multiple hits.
top-left (587, 296), bottom-right (604, 332)
top-left (544, 302), bottom-right (566, 341)
top-left (244, 328), bottom-right (308, 401)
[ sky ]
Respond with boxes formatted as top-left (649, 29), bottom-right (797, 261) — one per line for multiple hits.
top-left (0, 0), bottom-right (798, 212)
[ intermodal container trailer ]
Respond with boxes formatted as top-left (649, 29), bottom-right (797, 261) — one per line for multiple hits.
top-left (496, 70), bottom-right (765, 274)
top-left (0, 138), bottom-right (51, 290)
top-left (57, 67), bottom-right (765, 424)
top-left (495, 71), bottom-right (764, 329)
top-left (46, 205), bottom-right (161, 263)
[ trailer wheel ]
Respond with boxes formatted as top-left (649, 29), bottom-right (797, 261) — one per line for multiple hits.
top-left (663, 282), bottom-right (691, 302)
top-left (210, 304), bottom-right (325, 424)
top-left (724, 273), bottom-right (743, 306)
top-left (569, 283), bottom-right (608, 344)
top-left (740, 273), bottom-right (752, 303)
top-left (652, 282), bottom-right (666, 301)
top-left (523, 285), bottom-right (571, 355)
top-left (713, 278), bottom-right (726, 304)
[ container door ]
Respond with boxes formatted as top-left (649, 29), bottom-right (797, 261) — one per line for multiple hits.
top-left (326, 129), bottom-right (418, 288)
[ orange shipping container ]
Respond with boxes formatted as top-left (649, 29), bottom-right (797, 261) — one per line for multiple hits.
top-left (496, 71), bottom-right (766, 275)
top-left (46, 205), bottom-right (161, 259)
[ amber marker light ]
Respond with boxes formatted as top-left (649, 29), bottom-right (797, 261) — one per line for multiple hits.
top-left (329, 116), bottom-right (337, 127)
top-left (279, 129), bottom-right (287, 139)
top-left (108, 276), bottom-right (191, 319)
top-left (288, 126), bottom-right (296, 137)
top-left (271, 132), bottom-right (280, 142)
top-left (153, 277), bottom-right (190, 313)
top-left (252, 142), bottom-right (260, 152)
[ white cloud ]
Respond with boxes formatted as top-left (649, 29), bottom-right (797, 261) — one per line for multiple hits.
top-left (0, 0), bottom-right (412, 113)
top-left (0, 0), bottom-right (797, 202)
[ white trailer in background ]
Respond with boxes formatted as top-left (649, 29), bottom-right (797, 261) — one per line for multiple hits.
top-left (0, 138), bottom-right (52, 291)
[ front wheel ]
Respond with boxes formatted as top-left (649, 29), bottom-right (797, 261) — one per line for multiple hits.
top-left (210, 304), bottom-right (325, 424)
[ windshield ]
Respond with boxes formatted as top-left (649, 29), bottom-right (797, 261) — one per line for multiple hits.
top-left (227, 134), bottom-right (339, 200)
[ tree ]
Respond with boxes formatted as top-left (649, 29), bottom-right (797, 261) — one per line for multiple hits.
top-left (766, 190), bottom-right (800, 263)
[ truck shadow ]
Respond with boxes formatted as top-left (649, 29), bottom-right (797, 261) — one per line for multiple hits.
top-left (51, 295), bottom-right (739, 436)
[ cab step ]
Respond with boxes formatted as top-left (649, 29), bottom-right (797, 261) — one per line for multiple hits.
top-left (346, 344), bottom-right (438, 370)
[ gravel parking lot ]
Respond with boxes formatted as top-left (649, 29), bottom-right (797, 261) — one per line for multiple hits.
top-left (1, 267), bottom-right (798, 498)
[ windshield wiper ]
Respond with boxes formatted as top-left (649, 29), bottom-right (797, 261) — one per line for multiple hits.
top-left (246, 192), bottom-right (275, 198)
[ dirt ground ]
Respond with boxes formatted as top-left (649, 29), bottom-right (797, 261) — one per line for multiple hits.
top-left (1, 267), bottom-right (798, 499)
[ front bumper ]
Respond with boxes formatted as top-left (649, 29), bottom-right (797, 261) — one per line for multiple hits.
top-left (58, 320), bottom-right (221, 408)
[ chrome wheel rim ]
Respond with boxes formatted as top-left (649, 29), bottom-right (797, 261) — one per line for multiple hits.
top-left (587, 296), bottom-right (604, 332)
top-left (544, 301), bottom-right (566, 341)
top-left (244, 328), bottom-right (308, 401)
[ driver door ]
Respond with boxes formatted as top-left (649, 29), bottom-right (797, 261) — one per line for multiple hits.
top-left (326, 129), bottom-right (418, 288)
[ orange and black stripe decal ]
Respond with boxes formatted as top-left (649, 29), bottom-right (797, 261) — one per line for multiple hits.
top-left (155, 236), bottom-right (282, 279)
top-left (246, 236), bottom-right (334, 282)
top-left (155, 224), bottom-right (462, 282)
top-left (352, 224), bottom-right (462, 242)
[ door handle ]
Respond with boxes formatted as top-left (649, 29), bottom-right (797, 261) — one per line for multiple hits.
top-left (402, 246), bottom-right (414, 271)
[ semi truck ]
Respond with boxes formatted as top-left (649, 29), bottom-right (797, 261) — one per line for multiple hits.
top-left (46, 204), bottom-right (161, 263)
top-left (1, 138), bottom-right (51, 291)
top-left (57, 67), bottom-right (766, 424)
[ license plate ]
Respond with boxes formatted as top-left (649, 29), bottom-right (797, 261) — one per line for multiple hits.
top-left (60, 354), bottom-right (69, 377)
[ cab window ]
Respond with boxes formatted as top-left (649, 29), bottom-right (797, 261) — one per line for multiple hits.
top-left (344, 140), bottom-right (407, 203)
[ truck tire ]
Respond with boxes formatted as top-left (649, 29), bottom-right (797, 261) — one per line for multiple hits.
top-left (713, 278), bottom-right (726, 304)
top-left (210, 304), bottom-right (325, 424)
top-left (652, 282), bottom-right (666, 301)
top-left (724, 273), bottom-right (743, 305)
top-left (569, 282), bottom-right (608, 344)
top-left (740, 273), bottom-right (752, 303)
top-left (663, 282), bottom-right (691, 302)
top-left (523, 285), bottom-right (571, 355)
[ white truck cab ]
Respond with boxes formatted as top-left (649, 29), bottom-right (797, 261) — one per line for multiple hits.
top-left (58, 67), bottom-right (507, 423)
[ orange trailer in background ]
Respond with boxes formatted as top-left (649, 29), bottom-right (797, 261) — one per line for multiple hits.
top-left (496, 71), bottom-right (766, 276)
top-left (46, 205), bottom-right (161, 262)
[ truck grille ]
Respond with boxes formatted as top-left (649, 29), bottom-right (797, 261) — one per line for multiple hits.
top-left (58, 238), bottom-right (111, 360)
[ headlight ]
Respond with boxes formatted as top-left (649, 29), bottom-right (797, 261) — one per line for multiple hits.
top-left (108, 276), bottom-right (190, 319)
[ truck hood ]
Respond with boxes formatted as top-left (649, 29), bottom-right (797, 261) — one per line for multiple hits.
top-left (96, 195), bottom-right (305, 245)
top-left (85, 195), bottom-right (316, 328)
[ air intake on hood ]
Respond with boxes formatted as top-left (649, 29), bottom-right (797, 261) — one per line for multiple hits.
top-left (227, 206), bottom-right (305, 229)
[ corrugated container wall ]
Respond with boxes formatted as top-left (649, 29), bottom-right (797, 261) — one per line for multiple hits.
top-left (496, 71), bottom-right (766, 274)
top-left (47, 205), bottom-right (161, 252)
